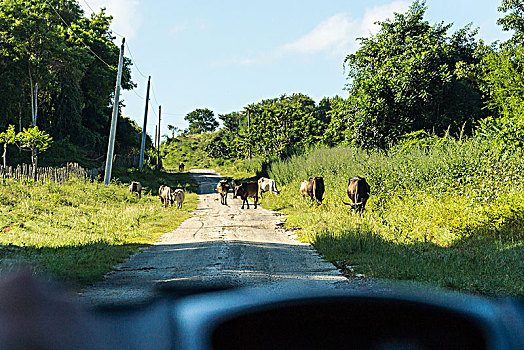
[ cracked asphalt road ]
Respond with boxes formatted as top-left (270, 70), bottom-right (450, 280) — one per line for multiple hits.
top-left (79, 169), bottom-right (380, 306)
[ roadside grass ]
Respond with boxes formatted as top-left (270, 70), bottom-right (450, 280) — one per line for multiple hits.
top-left (260, 139), bottom-right (524, 296)
top-left (0, 171), bottom-right (198, 287)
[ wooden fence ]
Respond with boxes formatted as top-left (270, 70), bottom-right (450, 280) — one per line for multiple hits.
top-left (0, 162), bottom-right (100, 183)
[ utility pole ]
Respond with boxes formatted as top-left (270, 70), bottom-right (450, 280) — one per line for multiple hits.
top-left (156, 105), bottom-right (161, 168)
top-left (139, 76), bottom-right (151, 169)
top-left (103, 37), bottom-right (125, 185)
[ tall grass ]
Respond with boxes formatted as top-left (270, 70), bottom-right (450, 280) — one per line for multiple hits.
top-left (262, 137), bottom-right (524, 295)
top-left (0, 173), bottom-right (198, 286)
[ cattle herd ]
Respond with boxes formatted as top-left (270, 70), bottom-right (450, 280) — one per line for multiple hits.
top-left (128, 174), bottom-right (370, 212)
top-left (128, 181), bottom-right (186, 209)
top-left (215, 175), bottom-right (371, 212)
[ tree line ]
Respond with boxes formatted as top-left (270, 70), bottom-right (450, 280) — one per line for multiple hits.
top-left (2, 0), bottom-right (523, 169)
top-left (180, 0), bottom-right (524, 161)
top-left (0, 0), bottom-right (148, 167)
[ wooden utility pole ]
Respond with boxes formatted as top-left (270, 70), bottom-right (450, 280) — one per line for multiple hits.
top-left (139, 76), bottom-right (151, 169)
top-left (103, 37), bottom-right (125, 185)
top-left (156, 105), bottom-right (161, 167)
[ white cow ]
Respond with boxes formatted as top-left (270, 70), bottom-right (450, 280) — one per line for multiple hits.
top-left (258, 177), bottom-right (280, 198)
top-left (174, 188), bottom-right (185, 209)
top-left (129, 182), bottom-right (142, 199)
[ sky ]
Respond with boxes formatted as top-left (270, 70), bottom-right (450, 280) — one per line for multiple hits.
top-left (78, 0), bottom-right (511, 139)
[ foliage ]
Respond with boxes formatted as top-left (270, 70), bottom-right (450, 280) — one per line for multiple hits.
top-left (16, 125), bottom-right (52, 179)
top-left (17, 125), bottom-right (53, 154)
top-left (0, 0), bottom-right (137, 163)
top-left (242, 94), bottom-right (327, 159)
top-left (456, 1), bottom-right (524, 154)
top-left (260, 136), bottom-right (524, 295)
top-left (184, 108), bottom-right (219, 134)
top-left (341, 0), bottom-right (485, 149)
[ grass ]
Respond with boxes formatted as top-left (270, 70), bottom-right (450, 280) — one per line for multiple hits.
top-left (159, 132), bottom-right (263, 179)
top-left (259, 138), bottom-right (524, 296)
top-left (0, 169), bottom-right (198, 287)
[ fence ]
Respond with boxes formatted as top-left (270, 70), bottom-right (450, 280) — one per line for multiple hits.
top-left (0, 162), bottom-right (100, 183)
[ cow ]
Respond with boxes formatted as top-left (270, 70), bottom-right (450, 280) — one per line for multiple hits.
top-left (159, 185), bottom-right (174, 208)
top-left (301, 177), bottom-right (325, 203)
top-left (216, 180), bottom-right (230, 205)
top-left (299, 180), bottom-right (309, 199)
top-left (342, 176), bottom-right (370, 212)
top-left (174, 188), bottom-right (185, 209)
top-left (129, 182), bottom-right (142, 199)
top-left (179, 162), bottom-right (185, 172)
top-left (258, 177), bottom-right (280, 198)
top-left (231, 179), bottom-right (240, 198)
top-left (235, 182), bottom-right (259, 209)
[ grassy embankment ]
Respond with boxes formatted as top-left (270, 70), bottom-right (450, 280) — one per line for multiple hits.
top-left (161, 132), bottom-right (262, 178)
top-left (259, 137), bottom-right (523, 296)
top-left (0, 168), bottom-right (198, 287)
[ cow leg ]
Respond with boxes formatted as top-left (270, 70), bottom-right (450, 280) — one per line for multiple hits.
top-left (254, 195), bottom-right (258, 209)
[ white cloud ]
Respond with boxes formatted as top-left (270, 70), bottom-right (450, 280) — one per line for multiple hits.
top-left (234, 1), bottom-right (410, 65)
top-left (79, 0), bottom-right (141, 39)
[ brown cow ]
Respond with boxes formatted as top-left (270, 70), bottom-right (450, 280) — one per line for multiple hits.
top-left (159, 185), bottom-right (174, 208)
top-left (216, 180), bottom-right (230, 205)
top-left (174, 188), bottom-right (185, 209)
top-left (129, 182), bottom-right (142, 199)
top-left (231, 179), bottom-right (240, 198)
top-left (235, 182), bottom-right (259, 209)
top-left (301, 177), bottom-right (325, 203)
top-left (342, 176), bottom-right (370, 212)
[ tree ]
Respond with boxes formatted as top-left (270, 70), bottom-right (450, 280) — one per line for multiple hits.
top-left (342, 0), bottom-right (485, 149)
top-left (184, 108), bottom-right (219, 134)
top-left (167, 124), bottom-right (180, 139)
top-left (219, 111), bottom-right (244, 134)
top-left (458, 0), bottom-right (524, 153)
top-left (0, 0), bottom-right (137, 162)
top-left (242, 94), bottom-right (324, 158)
top-left (497, 0), bottom-right (524, 43)
top-left (17, 126), bottom-right (53, 180)
top-left (0, 125), bottom-right (17, 168)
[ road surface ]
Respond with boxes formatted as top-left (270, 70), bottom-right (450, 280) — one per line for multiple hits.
top-left (79, 170), bottom-right (381, 306)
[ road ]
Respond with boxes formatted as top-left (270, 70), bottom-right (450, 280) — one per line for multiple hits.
top-left (79, 170), bottom-right (381, 306)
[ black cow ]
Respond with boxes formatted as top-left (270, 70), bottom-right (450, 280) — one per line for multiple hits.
top-left (235, 182), bottom-right (259, 209)
top-left (342, 176), bottom-right (370, 212)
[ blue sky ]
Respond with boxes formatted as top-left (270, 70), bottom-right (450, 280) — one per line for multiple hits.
top-left (79, 0), bottom-right (511, 139)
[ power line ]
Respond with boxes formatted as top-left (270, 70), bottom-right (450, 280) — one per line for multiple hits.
top-left (150, 82), bottom-right (161, 106)
top-left (125, 42), bottom-right (148, 79)
top-left (81, 0), bottom-right (126, 39)
top-left (81, 0), bottom-right (95, 14)
top-left (131, 88), bottom-right (145, 100)
top-left (44, 0), bottom-right (112, 68)
top-left (70, 0), bottom-right (185, 123)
